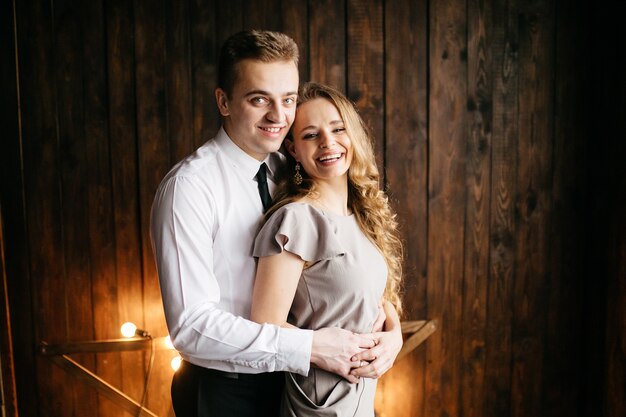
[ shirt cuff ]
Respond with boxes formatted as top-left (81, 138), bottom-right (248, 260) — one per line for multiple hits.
top-left (276, 327), bottom-right (313, 375)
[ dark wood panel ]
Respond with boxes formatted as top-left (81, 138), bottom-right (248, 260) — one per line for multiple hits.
top-left (190, 0), bottom-right (219, 147)
top-left (598, 7), bottom-right (626, 417)
top-left (542, 0), bottom-right (586, 414)
top-left (280, 0), bottom-right (309, 82)
top-left (510, 2), bottom-right (555, 416)
top-left (583, 8), bottom-right (612, 416)
top-left (0, 0), bottom-right (33, 414)
top-left (105, 0), bottom-right (146, 409)
top-left (425, 1), bottom-right (467, 416)
top-left (80, 0), bottom-right (127, 415)
top-left (461, 0), bottom-right (493, 416)
top-left (347, 0), bottom-right (384, 170)
top-left (308, 0), bottom-right (346, 90)
top-left (216, 0), bottom-right (243, 48)
top-left (484, 1), bottom-right (518, 416)
top-left (133, 1), bottom-right (174, 414)
top-left (243, 0), bottom-right (281, 30)
top-left (166, 0), bottom-right (195, 164)
top-left (52, 0), bottom-right (100, 414)
top-left (16, 0), bottom-right (74, 414)
top-left (607, 165), bottom-right (626, 417)
top-left (0, 211), bottom-right (17, 417)
top-left (379, 0), bottom-right (429, 415)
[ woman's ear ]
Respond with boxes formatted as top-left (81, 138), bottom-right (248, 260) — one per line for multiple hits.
top-left (285, 139), bottom-right (297, 159)
top-left (215, 88), bottom-right (230, 117)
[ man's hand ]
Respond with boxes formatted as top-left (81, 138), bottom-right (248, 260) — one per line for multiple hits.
top-left (350, 301), bottom-right (403, 379)
top-left (311, 327), bottom-right (376, 384)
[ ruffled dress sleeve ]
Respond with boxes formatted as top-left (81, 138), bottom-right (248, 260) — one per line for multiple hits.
top-left (253, 203), bottom-right (345, 263)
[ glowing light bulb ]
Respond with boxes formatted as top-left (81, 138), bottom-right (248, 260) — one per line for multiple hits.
top-left (171, 355), bottom-right (182, 371)
top-left (120, 322), bottom-right (137, 338)
top-left (164, 336), bottom-right (174, 349)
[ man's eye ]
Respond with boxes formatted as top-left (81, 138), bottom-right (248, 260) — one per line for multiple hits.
top-left (251, 97), bottom-right (268, 105)
top-left (284, 97), bottom-right (296, 105)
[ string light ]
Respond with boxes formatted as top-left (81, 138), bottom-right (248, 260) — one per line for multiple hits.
top-left (120, 321), bottom-right (150, 338)
top-left (120, 322), bottom-right (137, 338)
top-left (164, 335), bottom-right (174, 349)
top-left (171, 355), bottom-right (182, 371)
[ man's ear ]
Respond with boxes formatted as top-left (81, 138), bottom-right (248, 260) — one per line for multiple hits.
top-left (215, 88), bottom-right (230, 117)
top-left (285, 139), bottom-right (297, 159)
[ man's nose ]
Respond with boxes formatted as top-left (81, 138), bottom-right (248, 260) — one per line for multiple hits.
top-left (265, 102), bottom-right (284, 123)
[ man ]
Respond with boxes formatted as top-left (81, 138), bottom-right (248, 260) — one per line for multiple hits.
top-left (151, 30), bottom-right (401, 416)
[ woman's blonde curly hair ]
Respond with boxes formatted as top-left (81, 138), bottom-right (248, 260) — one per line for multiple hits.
top-left (268, 82), bottom-right (404, 314)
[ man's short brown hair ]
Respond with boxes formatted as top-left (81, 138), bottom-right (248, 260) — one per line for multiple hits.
top-left (218, 30), bottom-right (299, 97)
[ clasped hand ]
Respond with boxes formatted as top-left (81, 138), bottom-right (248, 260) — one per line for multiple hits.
top-left (311, 302), bottom-right (403, 383)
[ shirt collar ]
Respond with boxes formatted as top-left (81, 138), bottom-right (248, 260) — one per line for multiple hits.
top-left (215, 126), bottom-right (282, 180)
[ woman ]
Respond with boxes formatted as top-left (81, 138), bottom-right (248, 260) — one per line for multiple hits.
top-left (251, 82), bottom-right (403, 416)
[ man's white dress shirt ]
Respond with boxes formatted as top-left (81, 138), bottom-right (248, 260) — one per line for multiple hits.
top-left (150, 127), bottom-right (312, 375)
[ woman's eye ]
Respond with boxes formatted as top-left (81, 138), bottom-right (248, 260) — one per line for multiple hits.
top-left (302, 133), bottom-right (318, 140)
top-left (333, 127), bottom-right (346, 134)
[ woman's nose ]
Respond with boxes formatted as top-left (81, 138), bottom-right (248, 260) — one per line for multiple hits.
top-left (319, 131), bottom-right (335, 149)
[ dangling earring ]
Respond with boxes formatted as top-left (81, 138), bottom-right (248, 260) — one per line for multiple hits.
top-left (293, 162), bottom-right (303, 185)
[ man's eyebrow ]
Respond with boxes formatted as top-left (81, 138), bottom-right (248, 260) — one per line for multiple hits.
top-left (244, 89), bottom-right (298, 97)
top-left (244, 89), bottom-right (270, 97)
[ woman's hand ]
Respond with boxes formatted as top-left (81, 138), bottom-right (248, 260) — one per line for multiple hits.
top-left (349, 301), bottom-right (402, 379)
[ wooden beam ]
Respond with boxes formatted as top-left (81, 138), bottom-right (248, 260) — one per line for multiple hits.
top-left (48, 354), bottom-right (158, 417)
top-left (38, 337), bottom-right (171, 356)
top-left (397, 320), bottom-right (438, 362)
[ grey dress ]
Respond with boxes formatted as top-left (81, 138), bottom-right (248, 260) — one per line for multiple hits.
top-left (253, 203), bottom-right (387, 417)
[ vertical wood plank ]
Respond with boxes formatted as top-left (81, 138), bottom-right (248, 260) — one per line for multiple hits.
top-left (425, 0), bottom-right (467, 416)
top-left (0, 0), bottom-right (34, 414)
top-left (105, 0), bottom-right (146, 410)
top-left (607, 140), bottom-right (626, 417)
top-left (308, 0), bottom-right (346, 90)
top-left (461, 1), bottom-right (493, 417)
top-left (15, 0), bottom-right (75, 414)
top-left (582, 8), bottom-right (610, 416)
top-left (166, 0), bottom-right (195, 164)
top-left (281, 0), bottom-right (309, 82)
top-left (483, 1), bottom-right (518, 416)
top-left (243, 0), bottom-right (281, 30)
top-left (79, 0), bottom-right (128, 415)
top-left (596, 6), bottom-right (626, 417)
top-left (0, 209), bottom-right (18, 417)
top-left (216, 0), bottom-right (243, 48)
top-left (378, 0), bottom-right (429, 416)
top-left (134, 0), bottom-right (173, 414)
top-left (347, 0), bottom-right (384, 169)
top-left (52, 0), bottom-right (100, 414)
top-left (510, 1), bottom-right (555, 416)
top-left (542, 0), bottom-right (586, 414)
top-left (189, 0), bottom-right (219, 148)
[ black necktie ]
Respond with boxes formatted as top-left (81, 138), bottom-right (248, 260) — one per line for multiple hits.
top-left (255, 163), bottom-right (272, 211)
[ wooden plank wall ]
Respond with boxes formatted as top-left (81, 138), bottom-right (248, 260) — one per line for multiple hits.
top-left (1, 0), bottom-right (624, 416)
top-left (586, 5), bottom-right (626, 417)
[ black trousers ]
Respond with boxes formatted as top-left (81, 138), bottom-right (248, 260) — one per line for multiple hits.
top-left (171, 361), bottom-right (284, 417)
